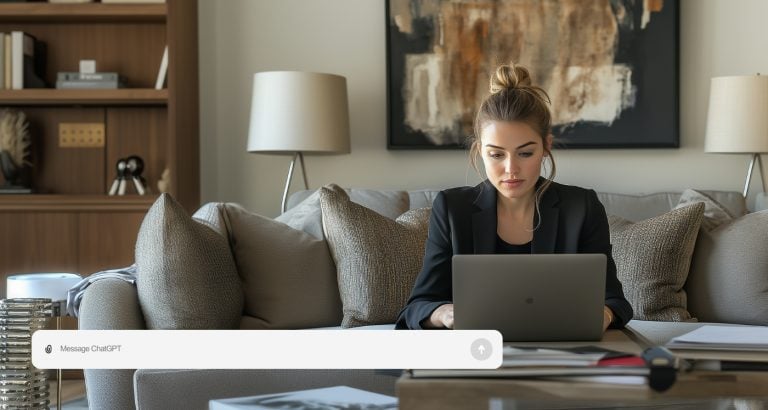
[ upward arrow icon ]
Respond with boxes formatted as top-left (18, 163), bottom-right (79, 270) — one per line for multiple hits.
top-left (478, 345), bottom-right (485, 355)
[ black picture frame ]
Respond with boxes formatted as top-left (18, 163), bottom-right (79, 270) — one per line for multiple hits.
top-left (386, 0), bottom-right (679, 149)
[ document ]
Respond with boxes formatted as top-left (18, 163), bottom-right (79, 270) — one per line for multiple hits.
top-left (667, 325), bottom-right (768, 351)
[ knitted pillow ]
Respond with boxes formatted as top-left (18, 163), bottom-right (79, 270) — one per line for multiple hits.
top-left (608, 203), bottom-right (704, 321)
top-left (135, 194), bottom-right (243, 329)
top-left (319, 184), bottom-right (430, 328)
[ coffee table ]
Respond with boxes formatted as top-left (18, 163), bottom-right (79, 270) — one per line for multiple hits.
top-left (396, 328), bottom-right (768, 410)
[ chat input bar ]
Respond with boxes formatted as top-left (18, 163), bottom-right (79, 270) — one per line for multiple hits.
top-left (32, 330), bottom-right (502, 370)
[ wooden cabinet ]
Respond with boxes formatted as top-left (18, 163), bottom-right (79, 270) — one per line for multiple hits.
top-left (0, 0), bottom-right (199, 297)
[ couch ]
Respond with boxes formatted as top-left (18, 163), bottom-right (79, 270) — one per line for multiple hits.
top-left (79, 186), bottom-right (767, 409)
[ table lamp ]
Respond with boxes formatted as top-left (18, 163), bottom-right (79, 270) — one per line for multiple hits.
top-left (705, 74), bottom-right (768, 197)
top-left (2, 272), bottom-right (81, 409)
top-left (247, 71), bottom-right (350, 213)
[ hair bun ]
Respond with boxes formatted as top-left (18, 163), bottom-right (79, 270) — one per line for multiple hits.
top-left (490, 63), bottom-right (532, 94)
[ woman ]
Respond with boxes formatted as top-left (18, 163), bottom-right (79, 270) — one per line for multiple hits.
top-left (395, 63), bottom-right (633, 331)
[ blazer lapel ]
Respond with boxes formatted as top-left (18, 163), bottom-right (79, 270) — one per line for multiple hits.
top-left (472, 180), bottom-right (497, 254)
top-left (532, 180), bottom-right (559, 254)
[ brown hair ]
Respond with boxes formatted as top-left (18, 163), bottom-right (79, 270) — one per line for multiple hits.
top-left (469, 63), bottom-right (557, 208)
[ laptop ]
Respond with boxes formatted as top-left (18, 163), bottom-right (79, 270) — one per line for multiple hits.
top-left (452, 254), bottom-right (606, 342)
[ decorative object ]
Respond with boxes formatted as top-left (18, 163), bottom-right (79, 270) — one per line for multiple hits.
top-left (2, 272), bottom-right (82, 410)
top-left (108, 155), bottom-right (148, 195)
top-left (608, 203), bottom-right (704, 322)
top-left (319, 184), bottom-right (431, 328)
top-left (705, 74), bottom-right (768, 197)
top-left (386, 0), bottom-right (679, 149)
top-left (0, 108), bottom-right (32, 193)
top-left (247, 71), bottom-right (350, 213)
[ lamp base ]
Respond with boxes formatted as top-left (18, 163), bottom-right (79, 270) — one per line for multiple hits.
top-left (743, 153), bottom-right (765, 197)
top-left (281, 152), bottom-right (309, 213)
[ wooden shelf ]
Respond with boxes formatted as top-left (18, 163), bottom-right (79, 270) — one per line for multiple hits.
top-left (0, 194), bottom-right (157, 212)
top-left (0, 3), bottom-right (166, 23)
top-left (0, 89), bottom-right (168, 105)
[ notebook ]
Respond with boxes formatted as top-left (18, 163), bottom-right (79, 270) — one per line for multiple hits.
top-left (452, 254), bottom-right (606, 342)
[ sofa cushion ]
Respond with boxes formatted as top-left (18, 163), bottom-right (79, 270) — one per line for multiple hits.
top-left (225, 203), bottom-right (343, 329)
top-left (135, 194), bottom-right (243, 329)
top-left (686, 210), bottom-right (768, 325)
top-left (319, 184), bottom-right (430, 328)
top-left (608, 203), bottom-right (704, 322)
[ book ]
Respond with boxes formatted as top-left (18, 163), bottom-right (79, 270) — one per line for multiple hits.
top-left (154, 45), bottom-right (168, 89)
top-left (10, 31), bottom-right (45, 90)
top-left (57, 72), bottom-right (120, 82)
top-left (208, 386), bottom-right (397, 410)
top-left (3, 34), bottom-right (10, 89)
top-left (56, 80), bottom-right (123, 89)
top-left (0, 33), bottom-right (4, 90)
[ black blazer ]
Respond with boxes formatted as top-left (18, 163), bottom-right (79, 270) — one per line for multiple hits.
top-left (395, 178), bottom-right (633, 330)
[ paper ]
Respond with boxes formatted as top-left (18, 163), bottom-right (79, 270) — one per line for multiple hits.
top-left (209, 386), bottom-right (397, 410)
top-left (502, 346), bottom-right (607, 367)
top-left (667, 325), bottom-right (768, 351)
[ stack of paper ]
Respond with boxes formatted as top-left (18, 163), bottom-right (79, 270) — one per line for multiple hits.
top-left (667, 325), bottom-right (768, 351)
top-left (502, 346), bottom-right (608, 367)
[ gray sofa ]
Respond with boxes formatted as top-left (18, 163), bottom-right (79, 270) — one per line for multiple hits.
top-left (79, 187), bottom-right (765, 409)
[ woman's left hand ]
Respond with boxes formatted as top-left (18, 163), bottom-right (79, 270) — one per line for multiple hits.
top-left (603, 306), bottom-right (614, 332)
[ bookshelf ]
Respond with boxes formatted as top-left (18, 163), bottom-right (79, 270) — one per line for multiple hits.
top-left (0, 0), bottom-right (198, 297)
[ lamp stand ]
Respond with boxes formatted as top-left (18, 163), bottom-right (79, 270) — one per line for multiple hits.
top-left (281, 152), bottom-right (309, 213)
top-left (743, 153), bottom-right (765, 197)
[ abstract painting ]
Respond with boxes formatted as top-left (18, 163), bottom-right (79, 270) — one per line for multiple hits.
top-left (386, 0), bottom-right (679, 149)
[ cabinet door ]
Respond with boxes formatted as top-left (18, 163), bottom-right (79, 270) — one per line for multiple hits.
top-left (0, 212), bottom-right (78, 297)
top-left (77, 212), bottom-right (145, 276)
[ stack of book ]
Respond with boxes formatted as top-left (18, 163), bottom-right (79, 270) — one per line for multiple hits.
top-left (0, 31), bottom-right (46, 90)
top-left (56, 72), bottom-right (126, 89)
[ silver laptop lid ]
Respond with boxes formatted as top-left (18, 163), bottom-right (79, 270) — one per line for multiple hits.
top-left (452, 254), bottom-right (606, 342)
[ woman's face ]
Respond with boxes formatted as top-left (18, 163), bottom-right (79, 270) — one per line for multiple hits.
top-left (480, 121), bottom-right (551, 202)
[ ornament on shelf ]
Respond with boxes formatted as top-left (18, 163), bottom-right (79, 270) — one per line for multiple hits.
top-left (108, 155), bottom-right (149, 196)
top-left (0, 109), bottom-right (32, 194)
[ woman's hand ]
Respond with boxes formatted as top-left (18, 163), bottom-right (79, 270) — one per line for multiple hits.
top-left (603, 306), bottom-right (615, 332)
top-left (427, 304), bottom-right (455, 329)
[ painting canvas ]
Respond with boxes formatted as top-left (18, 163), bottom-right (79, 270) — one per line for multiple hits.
top-left (386, 0), bottom-right (679, 149)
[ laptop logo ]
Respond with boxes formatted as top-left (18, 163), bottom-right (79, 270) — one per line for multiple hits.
top-left (525, 297), bottom-right (534, 304)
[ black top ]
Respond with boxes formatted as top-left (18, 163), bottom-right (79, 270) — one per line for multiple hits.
top-left (496, 236), bottom-right (532, 254)
top-left (395, 178), bottom-right (633, 330)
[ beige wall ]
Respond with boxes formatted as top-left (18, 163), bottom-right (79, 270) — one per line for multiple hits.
top-left (199, 0), bottom-right (768, 217)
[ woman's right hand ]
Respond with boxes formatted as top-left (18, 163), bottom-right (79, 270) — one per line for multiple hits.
top-left (427, 304), bottom-right (454, 329)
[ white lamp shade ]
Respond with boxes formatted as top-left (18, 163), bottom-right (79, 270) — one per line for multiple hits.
top-left (6, 273), bottom-right (81, 300)
top-left (247, 71), bottom-right (351, 154)
top-left (705, 75), bottom-right (768, 153)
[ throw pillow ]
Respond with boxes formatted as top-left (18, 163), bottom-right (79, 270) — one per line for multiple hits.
top-left (674, 189), bottom-right (734, 232)
top-left (608, 202), bottom-right (704, 321)
top-left (224, 203), bottom-right (343, 329)
top-left (685, 209), bottom-right (768, 325)
top-left (277, 189), bottom-right (410, 240)
top-left (319, 184), bottom-right (431, 328)
top-left (135, 194), bottom-right (243, 329)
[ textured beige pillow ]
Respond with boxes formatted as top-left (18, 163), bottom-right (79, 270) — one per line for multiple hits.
top-left (135, 194), bottom-right (243, 329)
top-left (608, 202), bottom-right (704, 321)
top-left (223, 203), bottom-right (342, 329)
top-left (319, 184), bottom-right (431, 328)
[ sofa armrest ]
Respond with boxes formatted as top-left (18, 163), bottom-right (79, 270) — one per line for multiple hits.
top-left (79, 278), bottom-right (146, 410)
top-left (133, 369), bottom-right (399, 410)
